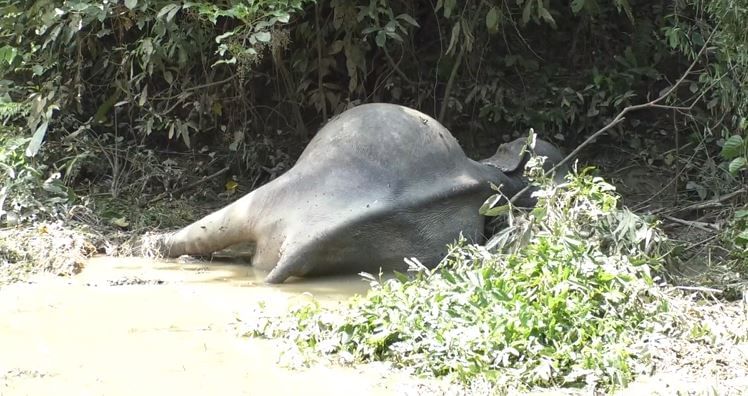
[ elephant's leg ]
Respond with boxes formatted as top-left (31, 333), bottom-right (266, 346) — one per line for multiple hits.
top-left (263, 236), bottom-right (315, 284)
top-left (161, 193), bottom-right (257, 257)
top-left (264, 250), bottom-right (302, 284)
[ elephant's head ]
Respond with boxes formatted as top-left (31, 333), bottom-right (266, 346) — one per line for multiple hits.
top-left (480, 137), bottom-right (567, 205)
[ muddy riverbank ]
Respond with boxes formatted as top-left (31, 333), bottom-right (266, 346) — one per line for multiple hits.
top-left (0, 256), bottom-right (447, 396)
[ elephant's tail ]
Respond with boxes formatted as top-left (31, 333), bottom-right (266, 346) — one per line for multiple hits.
top-left (159, 191), bottom-right (257, 258)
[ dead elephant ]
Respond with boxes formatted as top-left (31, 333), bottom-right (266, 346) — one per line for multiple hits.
top-left (154, 103), bottom-right (566, 283)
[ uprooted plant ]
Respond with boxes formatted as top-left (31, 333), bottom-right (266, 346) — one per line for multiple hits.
top-left (242, 166), bottom-right (682, 393)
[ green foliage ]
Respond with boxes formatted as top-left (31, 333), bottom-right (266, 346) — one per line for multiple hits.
top-left (0, 0), bottom-right (312, 152)
top-left (0, 134), bottom-right (75, 225)
top-left (721, 134), bottom-right (748, 175)
top-left (246, 170), bottom-right (672, 392)
top-left (663, 0), bottom-right (748, 189)
top-left (723, 208), bottom-right (748, 268)
top-left (0, 0), bottom-right (694, 150)
top-left (1, 0), bottom-right (742, 175)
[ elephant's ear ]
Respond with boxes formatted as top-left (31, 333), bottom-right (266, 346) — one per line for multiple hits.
top-left (491, 139), bottom-right (528, 172)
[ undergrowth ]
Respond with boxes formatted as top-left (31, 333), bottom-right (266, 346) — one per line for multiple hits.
top-left (244, 168), bottom-right (678, 393)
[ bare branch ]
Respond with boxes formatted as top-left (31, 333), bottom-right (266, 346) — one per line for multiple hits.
top-left (508, 24), bottom-right (721, 205)
top-left (674, 187), bottom-right (747, 213)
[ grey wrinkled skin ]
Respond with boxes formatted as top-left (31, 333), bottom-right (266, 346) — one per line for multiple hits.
top-left (158, 103), bottom-right (566, 283)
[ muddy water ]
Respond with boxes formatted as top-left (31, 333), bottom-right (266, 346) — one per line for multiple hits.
top-left (0, 257), bottom-right (444, 396)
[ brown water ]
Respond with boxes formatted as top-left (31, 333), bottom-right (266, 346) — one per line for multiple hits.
top-left (0, 257), bottom-right (446, 395)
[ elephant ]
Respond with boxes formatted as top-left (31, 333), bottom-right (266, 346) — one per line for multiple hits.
top-left (153, 103), bottom-right (566, 283)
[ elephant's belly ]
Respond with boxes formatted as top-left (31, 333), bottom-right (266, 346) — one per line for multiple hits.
top-left (298, 203), bottom-right (486, 277)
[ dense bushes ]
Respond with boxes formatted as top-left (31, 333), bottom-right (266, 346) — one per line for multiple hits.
top-left (1, 0), bottom-right (746, 244)
top-left (2, 1), bottom-right (746, 154)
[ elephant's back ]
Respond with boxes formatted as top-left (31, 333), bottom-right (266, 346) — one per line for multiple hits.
top-left (296, 103), bottom-right (469, 177)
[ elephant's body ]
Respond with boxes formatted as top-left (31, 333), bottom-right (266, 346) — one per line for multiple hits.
top-left (159, 103), bottom-right (565, 283)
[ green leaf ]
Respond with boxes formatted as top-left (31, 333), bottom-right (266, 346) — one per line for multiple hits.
top-left (616, 0), bottom-right (635, 22)
top-left (486, 7), bottom-right (501, 34)
top-left (157, 4), bottom-right (179, 19)
top-left (25, 121), bottom-right (48, 157)
top-left (385, 31), bottom-right (403, 42)
top-left (521, 0), bottom-right (533, 24)
top-left (396, 13), bottom-right (420, 28)
top-left (166, 5), bottom-right (181, 22)
top-left (691, 31), bottom-right (704, 46)
top-left (571, 0), bottom-right (586, 13)
top-left (721, 135), bottom-right (745, 160)
top-left (138, 85), bottom-right (148, 106)
top-left (728, 157), bottom-right (747, 175)
top-left (482, 204), bottom-right (511, 217)
top-left (532, 205), bottom-right (547, 221)
top-left (734, 209), bottom-right (748, 219)
top-left (375, 31), bottom-right (386, 47)
top-left (32, 64), bottom-right (44, 76)
top-left (480, 193), bottom-right (503, 214)
top-left (443, 0), bottom-right (456, 18)
top-left (0, 45), bottom-right (18, 65)
top-left (736, 230), bottom-right (748, 243)
top-left (110, 217), bottom-right (130, 228)
top-left (446, 22), bottom-right (460, 55)
top-left (124, 0), bottom-right (137, 10)
top-left (538, 6), bottom-right (556, 26)
top-left (215, 30), bottom-right (236, 44)
top-left (254, 31), bottom-right (271, 43)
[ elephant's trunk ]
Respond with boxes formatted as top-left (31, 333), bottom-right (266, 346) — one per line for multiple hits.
top-left (159, 192), bottom-right (256, 258)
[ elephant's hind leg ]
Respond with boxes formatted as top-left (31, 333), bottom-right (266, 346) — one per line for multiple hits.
top-left (263, 246), bottom-right (309, 284)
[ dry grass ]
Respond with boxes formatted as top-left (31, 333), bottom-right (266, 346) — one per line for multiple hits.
top-left (622, 290), bottom-right (748, 395)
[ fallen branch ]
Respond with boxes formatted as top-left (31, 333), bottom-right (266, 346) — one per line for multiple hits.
top-left (674, 187), bottom-right (747, 213)
top-left (144, 166), bottom-right (230, 207)
top-left (509, 24), bottom-right (720, 205)
top-left (674, 285), bottom-right (723, 294)
top-left (662, 214), bottom-right (720, 232)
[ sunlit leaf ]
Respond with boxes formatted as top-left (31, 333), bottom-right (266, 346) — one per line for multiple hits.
top-left (446, 22), bottom-right (460, 55)
top-left (25, 121), bottom-right (48, 157)
top-left (721, 135), bottom-right (745, 160)
top-left (728, 157), bottom-right (747, 175)
top-left (571, 0), bottom-right (586, 13)
top-left (254, 31), bottom-right (271, 43)
top-left (375, 31), bottom-right (386, 47)
top-left (486, 7), bottom-right (501, 34)
top-left (396, 13), bottom-right (420, 28)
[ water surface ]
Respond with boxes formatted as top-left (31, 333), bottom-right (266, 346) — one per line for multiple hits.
top-left (0, 256), bottom-right (443, 395)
